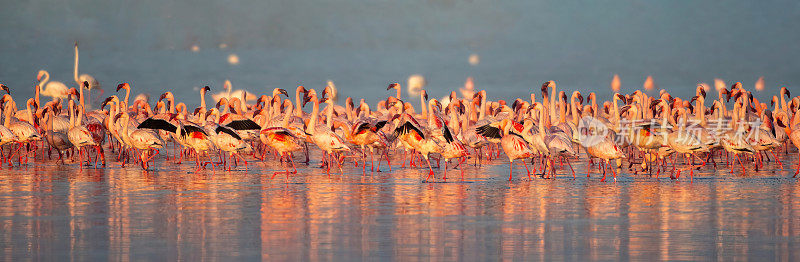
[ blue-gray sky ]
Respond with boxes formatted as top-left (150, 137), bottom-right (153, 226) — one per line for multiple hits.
top-left (1, 0), bottom-right (798, 104)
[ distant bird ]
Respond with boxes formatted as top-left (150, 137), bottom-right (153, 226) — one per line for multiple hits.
top-left (37, 70), bottom-right (70, 99)
top-left (74, 42), bottom-right (100, 110)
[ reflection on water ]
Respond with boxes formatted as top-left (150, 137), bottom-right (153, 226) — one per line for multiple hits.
top-left (1, 154), bottom-right (800, 260)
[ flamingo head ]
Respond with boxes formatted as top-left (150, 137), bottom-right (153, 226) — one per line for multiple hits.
top-left (101, 96), bottom-right (117, 110)
top-left (203, 86), bottom-right (211, 93)
top-left (37, 71), bottom-right (46, 81)
top-left (0, 84), bottom-right (8, 94)
top-left (116, 83), bottom-right (129, 92)
top-left (318, 90), bottom-right (329, 104)
top-left (615, 93), bottom-right (625, 103)
top-left (776, 117), bottom-right (786, 128)
top-left (387, 83), bottom-right (399, 91)
top-left (82, 81), bottom-right (90, 89)
top-left (619, 105), bottom-right (632, 115)
top-left (649, 99), bottom-right (662, 110)
top-left (67, 88), bottom-right (80, 100)
top-left (273, 88), bottom-right (288, 98)
top-left (302, 91), bottom-right (315, 107)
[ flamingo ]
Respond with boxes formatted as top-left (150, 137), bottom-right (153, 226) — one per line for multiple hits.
top-left (476, 118), bottom-right (534, 181)
top-left (116, 111), bottom-right (164, 170)
top-left (304, 89), bottom-right (350, 173)
top-left (260, 100), bottom-right (304, 181)
top-left (66, 99), bottom-right (97, 167)
top-left (2, 95), bottom-right (41, 165)
top-left (204, 108), bottom-right (252, 170)
top-left (74, 42), bottom-right (100, 109)
top-left (37, 70), bottom-right (70, 99)
top-left (42, 105), bottom-right (73, 164)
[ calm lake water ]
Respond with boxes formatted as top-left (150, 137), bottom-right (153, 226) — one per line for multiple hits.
top-left (1, 150), bottom-right (799, 261)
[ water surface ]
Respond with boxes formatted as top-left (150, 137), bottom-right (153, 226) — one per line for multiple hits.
top-left (1, 151), bottom-right (799, 260)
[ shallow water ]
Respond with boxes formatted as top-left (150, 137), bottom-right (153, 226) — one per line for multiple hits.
top-left (1, 150), bottom-right (800, 261)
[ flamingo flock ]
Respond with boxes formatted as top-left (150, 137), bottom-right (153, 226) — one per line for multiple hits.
top-left (2, 49), bottom-right (800, 183)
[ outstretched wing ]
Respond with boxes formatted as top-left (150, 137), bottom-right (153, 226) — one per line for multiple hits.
top-left (215, 125), bottom-right (242, 140)
top-left (138, 118), bottom-right (177, 133)
top-left (225, 119), bottom-right (261, 130)
top-left (393, 121), bottom-right (425, 140)
top-left (476, 124), bottom-right (501, 139)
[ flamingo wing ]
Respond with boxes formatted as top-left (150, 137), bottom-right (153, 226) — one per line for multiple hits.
top-left (138, 118), bottom-right (178, 133)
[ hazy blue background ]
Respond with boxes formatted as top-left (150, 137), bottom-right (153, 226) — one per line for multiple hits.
top-left (1, 0), bottom-right (798, 107)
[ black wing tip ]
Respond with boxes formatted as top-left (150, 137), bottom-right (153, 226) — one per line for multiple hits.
top-left (137, 118), bottom-right (178, 133)
top-left (215, 126), bottom-right (242, 140)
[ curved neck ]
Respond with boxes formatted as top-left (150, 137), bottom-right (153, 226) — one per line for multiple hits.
top-left (570, 95), bottom-right (579, 125)
top-left (419, 93), bottom-right (427, 119)
top-left (26, 101), bottom-right (34, 126)
top-left (326, 101), bottom-right (334, 128)
top-left (124, 87), bottom-right (130, 107)
top-left (200, 89), bottom-right (207, 110)
top-left (479, 94), bottom-right (486, 120)
top-left (549, 84), bottom-right (557, 122)
top-left (74, 45), bottom-right (80, 85)
top-left (109, 101), bottom-right (117, 131)
top-left (781, 89), bottom-right (788, 112)
top-left (69, 102), bottom-right (75, 128)
top-left (76, 105), bottom-right (83, 126)
top-left (538, 107), bottom-right (546, 136)
top-left (696, 97), bottom-right (706, 126)
top-left (345, 100), bottom-right (354, 122)
top-left (169, 96), bottom-right (176, 114)
top-left (123, 115), bottom-right (130, 135)
top-left (295, 89), bottom-right (303, 117)
top-left (3, 104), bottom-right (10, 127)
top-left (309, 96), bottom-right (320, 132)
top-left (612, 95), bottom-right (620, 123)
top-left (281, 102), bottom-right (293, 127)
top-left (79, 84), bottom-right (85, 109)
top-left (40, 72), bottom-right (49, 88)
top-left (396, 88), bottom-right (401, 99)
top-left (46, 111), bottom-right (53, 131)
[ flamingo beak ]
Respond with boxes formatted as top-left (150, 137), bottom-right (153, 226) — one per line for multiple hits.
top-left (116, 83), bottom-right (125, 92)
top-left (0, 84), bottom-right (8, 94)
top-left (277, 88), bottom-right (288, 97)
top-left (387, 83), bottom-right (398, 90)
top-left (302, 93), bottom-right (312, 106)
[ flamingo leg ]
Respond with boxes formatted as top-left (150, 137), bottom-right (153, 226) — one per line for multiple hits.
top-left (424, 156), bottom-right (434, 182)
top-left (771, 151), bottom-right (784, 170)
top-left (443, 159), bottom-right (448, 180)
top-left (609, 159), bottom-right (617, 182)
top-left (600, 160), bottom-right (607, 182)
top-left (458, 157), bottom-right (465, 180)
top-left (509, 160), bottom-right (514, 181)
top-left (522, 160), bottom-right (532, 181)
